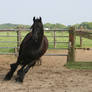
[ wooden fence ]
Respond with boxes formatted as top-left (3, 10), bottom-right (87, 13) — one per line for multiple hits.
top-left (71, 28), bottom-right (92, 62)
top-left (76, 29), bottom-right (92, 47)
top-left (0, 28), bottom-right (76, 62)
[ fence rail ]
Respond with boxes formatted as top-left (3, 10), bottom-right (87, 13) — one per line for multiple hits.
top-left (76, 30), bottom-right (92, 40)
top-left (0, 29), bottom-right (69, 32)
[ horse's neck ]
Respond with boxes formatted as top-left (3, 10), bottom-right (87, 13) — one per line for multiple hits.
top-left (37, 35), bottom-right (43, 45)
top-left (38, 31), bottom-right (44, 41)
top-left (31, 30), bottom-right (44, 48)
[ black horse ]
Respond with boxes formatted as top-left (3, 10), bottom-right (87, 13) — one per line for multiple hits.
top-left (4, 17), bottom-right (48, 82)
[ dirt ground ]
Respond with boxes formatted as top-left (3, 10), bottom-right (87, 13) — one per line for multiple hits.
top-left (0, 50), bottom-right (92, 92)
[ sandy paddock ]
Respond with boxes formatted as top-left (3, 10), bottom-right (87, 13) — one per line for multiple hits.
top-left (0, 50), bottom-right (92, 92)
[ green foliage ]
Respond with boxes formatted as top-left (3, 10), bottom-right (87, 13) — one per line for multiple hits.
top-left (0, 22), bottom-right (92, 30)
top-left (0, 23), bottom-right (66, 29)
top-left (0, 23), bottom-right (18, 29)
top-left (74, 22), bottom-right (92, 29)
top-left (0, 23), bottom-right (30, 29)
top-left (44, 23), bottom-right (66, 29)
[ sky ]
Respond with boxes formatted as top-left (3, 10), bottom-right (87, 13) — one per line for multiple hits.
top-left (0, 0), bottom-right (92, 25)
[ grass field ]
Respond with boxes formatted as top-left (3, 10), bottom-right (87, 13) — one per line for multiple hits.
top-left (0, 31), bottom-right (92, 53)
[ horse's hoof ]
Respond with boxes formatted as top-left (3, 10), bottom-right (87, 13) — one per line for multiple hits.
top-left (4, 72), bottom-right (13, 81)
top-left (15, 77), bottom-right (23, 83)
top-left (4, 75), bottom-right (11, 81)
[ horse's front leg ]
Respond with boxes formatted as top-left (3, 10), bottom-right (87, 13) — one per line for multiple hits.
top-left (15, 61), bottom-right (36, 83)
top-left (4, 62), bottom-right (19, 80)
top-left (15, 65), bottom-right (26, 82)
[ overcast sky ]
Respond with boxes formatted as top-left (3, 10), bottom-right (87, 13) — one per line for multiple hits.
top-left (0, 0), bottom-right (92, 25)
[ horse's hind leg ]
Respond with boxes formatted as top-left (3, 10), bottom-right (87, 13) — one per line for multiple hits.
top-left (36, 58), bottom-right (42, 66)
top-left (4, 62), bottom-right (19, 80)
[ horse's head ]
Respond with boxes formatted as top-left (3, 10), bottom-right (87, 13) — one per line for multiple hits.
top-left (31, 17), bottom-right (43, 42)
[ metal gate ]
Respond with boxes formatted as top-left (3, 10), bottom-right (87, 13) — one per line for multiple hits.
top-left (0, 29), bottom-right (69, 57)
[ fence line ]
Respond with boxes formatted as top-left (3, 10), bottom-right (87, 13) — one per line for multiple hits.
top-left (0, 29), bottom-right (69, 54)
top-left (0, 28), bottom-right (77, 63)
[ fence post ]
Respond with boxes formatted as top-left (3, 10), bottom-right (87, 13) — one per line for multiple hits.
top-left (17, 30), bottom-right (21, 53)
top-left (79, 26), bottom-right (83, 47)
top-left (80, 36), bottom-right (82, 47)
top-left (67, 27), bottom-right (75, 63)
top-left (53, 30), bottom-right (56, 48)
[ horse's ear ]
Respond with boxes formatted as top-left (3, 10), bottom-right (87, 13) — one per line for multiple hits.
top-left (39, 17), bottom-right (42, 22)
top-left (33, 17), bottom-right (35, 22)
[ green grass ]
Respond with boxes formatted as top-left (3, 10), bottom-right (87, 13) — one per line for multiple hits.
top-left (65, 62), bottom-right (92, 70)
top-left (75, 36), bottom-right (92, 48)
top-left (0, 31), bottom-right (92, 53)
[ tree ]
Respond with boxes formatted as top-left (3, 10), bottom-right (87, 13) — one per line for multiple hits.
top-left (44, 23), bottom-right (66, 29)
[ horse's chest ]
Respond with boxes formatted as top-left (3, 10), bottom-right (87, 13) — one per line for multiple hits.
top-left (24, 42), bottom-right (42, 56)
